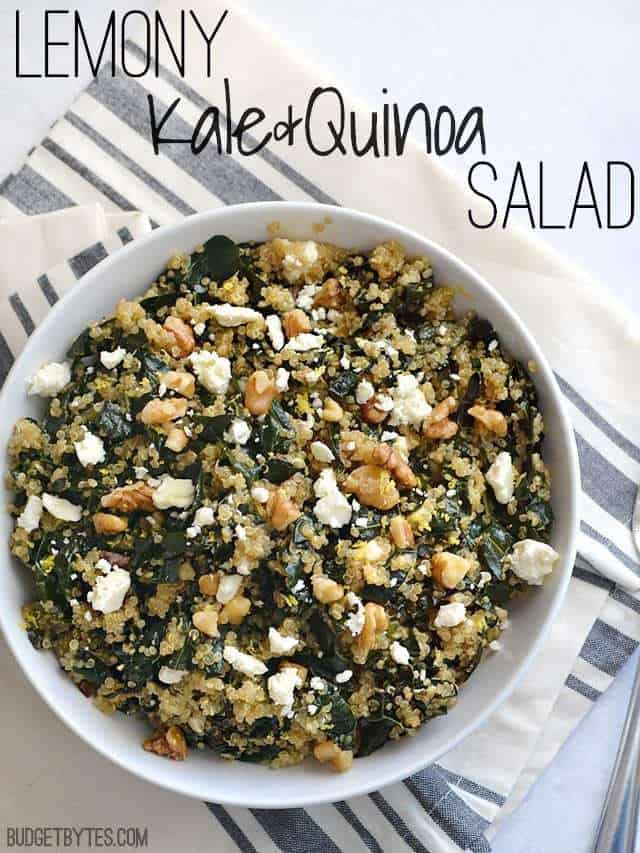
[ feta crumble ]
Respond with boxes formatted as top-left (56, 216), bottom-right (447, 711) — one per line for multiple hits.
top-left (268, 666), bottom-right (302, 714)
top-left (486, 452), bottom-right (514, 504)
top-left (152, 476), bottom-right (195, 510)
top-left (225, 418), bottom-right (251, 445)
top-left (73, 427), bottom-right (106, 468)
top-left (284, 333), bottom-right (324, 352)
top-left (266, 314), bottom-right (285, 351)
top-left (223, 645), bottom-right (267, 677)
top-left (310, 441), bottom-right (335, 463)
top-left (275, 367), bottom-right (290, 391)
top-left (100, 347), bottom-right (126, 369)
top-left (356, 380), bottom-right (374, 404)
top-left (509, 539), bottom-right (559, 586)
top-left (251, 485), bottom-right (270, 504)
top-left (158, 666), bottom-right (188, 685)
top-left (26, 361), bottom-right (71, 397)
top-left (194, 506), bottom-right (215, 527)
top-left (313, 469), bottom-right (352, 528)
top-left (210, 304), bottom-right (263, 327)
top-left (216, 574), bottom-right (243, 604)
top-left (390, 641), bottom-right (411, 666)
top-left (434, 602), bottom-right (467, 628)
top-left (335, 669), bottom-right (353, 684)
top-left (17, 495), bottom-right (43, 532)
top-left (189, 350), bottom-right (231, 394)
top-left (268, 627), bottom-right (299, 655)
top-left (87, 567), bottom-right (131, 614)
top-left (42, 493), bottom-right (82, 522)
top-left (389, 373), bottom-right (432, 428)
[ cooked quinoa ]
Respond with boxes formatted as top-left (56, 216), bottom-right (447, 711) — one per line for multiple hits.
top-left (7, 236), bottom-right (558, 771)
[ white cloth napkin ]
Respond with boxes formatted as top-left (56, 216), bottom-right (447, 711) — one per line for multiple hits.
top-left (0, 2), bottom-right (639, 851)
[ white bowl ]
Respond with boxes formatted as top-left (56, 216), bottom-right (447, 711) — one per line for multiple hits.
top-left (0, 202), bottom-right (579, 808)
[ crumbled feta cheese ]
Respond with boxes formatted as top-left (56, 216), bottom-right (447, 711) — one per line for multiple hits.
top-left (310, 676), bottom-right (325, 691)
top-left (216, 574), bottom-right (243, 604)
top-left (84, 611), bottom-right (93, 622)
top-left (73, 427), bottom-right (106, 468)
top-left (478, 571), bottom-right (492, 588)
top-left (26, 361), bottom-right (71, 397)
top-left (17, 495), bottom-right (43, 532)
top-left (194, 506), bottom-right (215, 527)
top-left (390, 641), bottom-right (411, 666)
top-left (268, 627), bottom-right (299, 655)
top-left (266, 314), bottom-right (285, 351)
top-left (193, 322), bottom-right (206, 336)
top-left (189, 350), bottom-right (231, 394)
top-left (489, 640), bottom-right (502, 652)
top-left (284, 333), bottom-right (324, 352)
top-left (380, 430), bottom-right (399, 441)
top-left (340, 354), bottom-right (351, 369)
top-left (251, 485), bottom-right (270, 504)
top-left (434, 602), bottom-right (467, 628)
top-left (268, 666), bottom-right (302, 714)
top-left (356, 380), bottom-right (374, 404)
top-left (275, 367), bottom-right (290, 391)
top-left (210, 304), bottom-right (263, 327)
top-left (158, 666), bottom-right (188, 685)
top-left (296, 283), bottom-right (318, 310)
top-left (389, 374), bottom-right (432, 428)
top-left (235, 524), bottom-right (247, 541)
top-left (100, 348), bottom-right (126, 369)
top-left (307, 704), bottom-right (318, 715)
top-left (344, 592), bottom-right (365, 636)
top-left (313, 469), bottom-right (352, 528)
top-left (374, 394), bottom-right (394, 412)
top-left (292, 579), bottom-right (306, 593)
top-left (310, 441), bottom-right (335, 463)
top-left (152, 476), bottom-right (195, 510)
top-left (225, 418), bottom-right (251, 445)
top-left (95, 558), bottom-right (112, 573)
top-left (186, 525), bottom-right (201, 539)
top-left (486, 452), bottom-right (514, 504)
top-left (223, 645), bottom-right (267, 677)
top-left (42, 493), bottom-right (82, 522)
top-left (134, 465), bottom-right (148, 479)
top-left (509, 539), bottom-right (559, 585)
top-left (488, 339), bottom-right (499, 352)
top-left (88, 567), bottom-right (131, 614)
top-left (158, 382), bottom-right (167, 397)
top-left (335, 669), bottom-right (353, 684)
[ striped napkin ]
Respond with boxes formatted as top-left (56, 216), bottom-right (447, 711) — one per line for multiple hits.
top-left (1, 2), bottom-right (639, 850)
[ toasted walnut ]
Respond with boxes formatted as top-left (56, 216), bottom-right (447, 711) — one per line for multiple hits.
top-left (313, 740), bottom-right (353, 772)
top-left (163, 315), bottom-right (195, 357)
top-left (101, 482), bottom-right (154, 513)
top-left (245, 370), bottom-right (278, 416)
top-left (322, 398), bottom-right (344, 422)
top-left (313, 278), bottom-right (344, 309)
top-left (165, 427), bottom-right (189, 453)
top-left (312, 575), bottom-right (344, 604)
top-left (343, 465), bottom-right (400, 510)
top-left (160, 370), bottom-right (195, 397)
top-left (389, 515), bottom-right (415, 549)
top-left (192, 607), bottom-right (219, 637)
top-left (143, 726), bottom-right (188, 761)
top-left (198, 573), bottom-right (219, 597)
top-left (93, 512), bottom-right (128, 535)
top-left (268, 489), bottom-right (301, 531)
top-left (139, 397), bottom-right (188, 425)
top-left (424, 396), bottom-right (459, 439)
top-left (431, 552), bottom-right (471, 589)
top-left (219, 596), bottom-right (251, 625)
top-left (354, 602), bottom-right (389, 662)
top-left (468, 405), bottom-right (508, 437)
top-left (361, 399), bottom-right (388, 425)
top-left (342, 430), bottom-right (416, 488)
top-left (282, 309), bottom-right (311, 338)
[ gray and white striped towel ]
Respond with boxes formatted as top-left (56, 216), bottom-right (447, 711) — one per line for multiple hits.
top-left (1, 2), bottom-right (639, 851)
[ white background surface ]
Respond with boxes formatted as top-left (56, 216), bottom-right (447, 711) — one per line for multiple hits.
top-left (1, 2), bottom-right (638, 851)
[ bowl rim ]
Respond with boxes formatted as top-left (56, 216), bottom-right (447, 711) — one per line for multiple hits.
top-left (0, 201), bottom-right (580, 807)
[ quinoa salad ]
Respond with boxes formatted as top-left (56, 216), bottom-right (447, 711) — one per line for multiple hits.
top-left (7, 235), bottom-right (559, 772)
